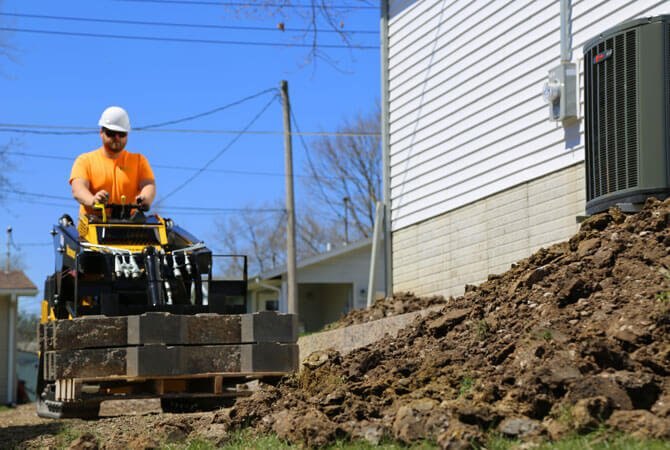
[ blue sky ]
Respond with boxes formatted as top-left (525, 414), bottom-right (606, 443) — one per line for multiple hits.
top-left (0, 0), bottom-right (380, 315)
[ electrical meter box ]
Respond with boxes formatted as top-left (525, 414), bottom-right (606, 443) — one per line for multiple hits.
top-left (543, 62), bottom-right (577, 123)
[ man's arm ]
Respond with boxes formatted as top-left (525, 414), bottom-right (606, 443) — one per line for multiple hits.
top-left (71, 178), bottom-right (109, 207)
top-left (136, 179), bottom-right (156, 208)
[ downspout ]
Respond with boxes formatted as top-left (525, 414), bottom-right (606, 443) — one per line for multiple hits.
top-left (560, 0), bottom-right (573, 63)
top-left (280, 279), bottom-right (289, 313)
top-left (7, 294), bottom-right (16, 405)
top-left (380, 0), bottom-right (393, 297)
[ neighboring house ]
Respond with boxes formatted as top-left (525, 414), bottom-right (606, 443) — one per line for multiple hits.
top-left (381, 1), bottom-right (667, 297)
top-left (0, 270), bottom-right (38, 405)
top-left (249, 238), bottom-right (385, 332)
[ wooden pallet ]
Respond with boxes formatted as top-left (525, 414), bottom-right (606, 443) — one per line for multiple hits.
top-left (53, 371), bottom-right (283, 402)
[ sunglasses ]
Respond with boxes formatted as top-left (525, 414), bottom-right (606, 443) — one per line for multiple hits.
top-left (102, 128), bottom-right (127, 138)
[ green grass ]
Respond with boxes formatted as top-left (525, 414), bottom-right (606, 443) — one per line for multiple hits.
top-left (242, 431), bottom-right (670, 450)
top-left (473, 319), bottom-right (491, 340)
top-left (484, 431), bottom-right (670, 450)
top-left (54, 425), bottom-right (84, 449)
top-left (163, 438), bottom-right (218, 450)
top-left (458, 375), bottom-right (474, 398)
top-left (48, 426), bottom-right (666, 450)
top-left (164, 430), bottom-right (438, 449)
top-left (168, 432), bottom-right (670, 450)
top-left (0, 405), bottom-right (11, 413)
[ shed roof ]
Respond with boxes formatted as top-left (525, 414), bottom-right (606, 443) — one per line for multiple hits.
top-left (0, 270), bottom-right (39, 296)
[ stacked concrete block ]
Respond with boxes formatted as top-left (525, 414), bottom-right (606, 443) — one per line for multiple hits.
top-left (42, 311), bottom-right (298, 381)
top-left (393, 164), bottom-right (585, 298)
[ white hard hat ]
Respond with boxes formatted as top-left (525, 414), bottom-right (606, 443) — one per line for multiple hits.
top-left (98, 106), bottom-right (131, 133)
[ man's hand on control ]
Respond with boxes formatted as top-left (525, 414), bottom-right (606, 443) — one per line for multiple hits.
top-left (92, 190), bottom-right (109, 206)
top-left (135, 195), bottom-right (150, 211)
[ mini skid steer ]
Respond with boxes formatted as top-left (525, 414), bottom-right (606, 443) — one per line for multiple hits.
top-left (37, 202), bottom-right (297, 418)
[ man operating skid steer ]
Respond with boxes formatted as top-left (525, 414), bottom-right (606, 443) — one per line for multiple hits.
top-left (70, 106), bottom-right (156, 214)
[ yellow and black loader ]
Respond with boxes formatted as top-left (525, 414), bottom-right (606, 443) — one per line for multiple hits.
top-left (38, 202), bottom-right (297, 418)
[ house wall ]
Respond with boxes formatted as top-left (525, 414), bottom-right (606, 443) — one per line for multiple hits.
top-left (0, 296), bottom-right (9, 404)
top-left (393, 163), bottom-right (584, 297)
top-left (251, 289), bottom-right (280, 312)
top-left (284, 244), bottom-right (386, 311)
top-left (386, 0), bottom-right (668, 294)
top-left (299, 283), bottom-right (352, 332)
top-left (386, 0), bottom-right (668, 231)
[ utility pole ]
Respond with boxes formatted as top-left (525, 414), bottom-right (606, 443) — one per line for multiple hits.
top-left (5, 226), bottom-right (11, 273)
top-left (343, 197), bottom-right (350, 244)
top-left (281, 80), bottom-right (298, 316)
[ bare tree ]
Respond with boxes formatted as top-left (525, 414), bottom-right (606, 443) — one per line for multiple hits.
top-left (223, 0), bottom-right (376, 68)
top-left (214, 105), bottom-right (381, 276)
top-left (0, 0), bottom-right (18, 67)
top-left (0, 2), bottom-right (19, 204)
top-left (215, 205), bottom-right (336, 276)
top-left (301, 104), bottom-right (382, 241)
top-left (0, 141), bottom-right (16, 204)
top-left (0, 248), bottom-right (26, 272)
top-left (215, 203), bottom-right (287, 276)
top-left (16, 311), bottom-right (39, 346)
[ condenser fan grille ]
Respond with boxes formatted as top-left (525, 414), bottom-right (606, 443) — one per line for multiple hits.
top-left (584, 30), bottom-right (639, 201)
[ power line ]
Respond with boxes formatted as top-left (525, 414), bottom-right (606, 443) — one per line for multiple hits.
top-left (114, 0), bottom-right (378, 10)
top-left (161, 205), bottom-right (285, 213)
top-left (155, 94), bottom-right (279, 205)
top-left (5, 151), bottom-right (72, 161)
top-left (136, 88), bottom-right (277, 130)
top-left (0, 12), bottom-right (378, 35)
top-left (2, 196), bottom-right (74, 209)
top-left (0, 188), bottom-right (284, 213)
top-left (290, 108), bottom-right (342, 219)
top-left (12, 242), bottom-right (52, 248)
top-left (0, 123), bottom-right (380, 137)
top-left (0, 88), bottom-right (277, 137)
top-left (2, 189), bottom-right (71, 201)
top-left (0, 26), bottom-right (378, 49)
top-left (8, 150), bottom-right (354, 180)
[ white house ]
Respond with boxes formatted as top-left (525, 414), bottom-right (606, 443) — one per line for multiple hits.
top-left (0, 270), bottom-right (38, 405)
top-left (380, 0), bottom-right (668, 297)
top-left (249, 238), bottom-right (386, 332)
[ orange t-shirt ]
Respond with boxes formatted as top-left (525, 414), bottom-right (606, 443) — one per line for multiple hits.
top-left (69, 147), bottom-right (155, 215)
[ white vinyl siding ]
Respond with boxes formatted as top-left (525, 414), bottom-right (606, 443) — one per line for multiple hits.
top-left (387, 0), bottom-right (670, 231)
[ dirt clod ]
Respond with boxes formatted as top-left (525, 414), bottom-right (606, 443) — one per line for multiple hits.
top-left (68, 433), bottom-right (99, 450)
top-left (607, 409), bottom-right (670, 439)
top-left (571, 396), bottom-right (613, 432)
top-left (498, 417), bottom-right (542, 438)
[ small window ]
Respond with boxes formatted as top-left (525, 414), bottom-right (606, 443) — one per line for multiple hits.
top-left (265, 300), bottom-right (279, 311)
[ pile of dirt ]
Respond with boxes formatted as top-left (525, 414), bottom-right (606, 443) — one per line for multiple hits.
top-left (8, 198), bottom-right (670, 449)
top-left (216, 198), bottom-right (670, 447)
top-left (324, 292), bottom-right (448, 330)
